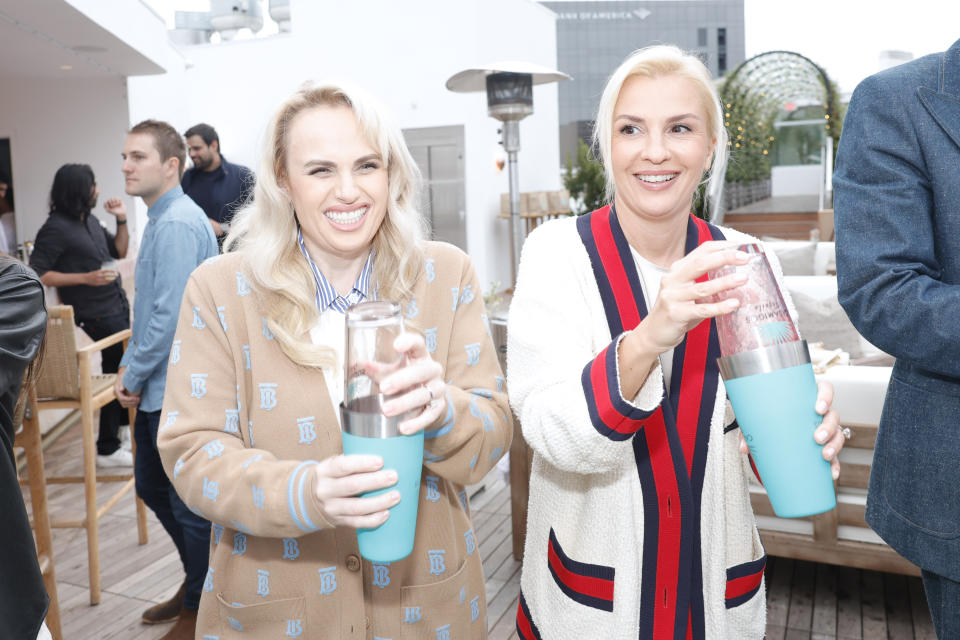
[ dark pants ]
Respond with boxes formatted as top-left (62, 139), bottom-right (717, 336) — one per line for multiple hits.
top-left (134, 409), bottom-right (210, 610)
top-left (922, 569), bottom-right (960, 638)
top-left (77, 312), bottom-right (129, 455)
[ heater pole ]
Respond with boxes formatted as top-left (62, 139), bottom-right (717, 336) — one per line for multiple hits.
top-left (503, 120), bottom-right (523, 287)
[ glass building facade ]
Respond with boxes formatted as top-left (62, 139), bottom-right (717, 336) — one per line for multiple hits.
top-left (540, 0), bottom-right (745, 166)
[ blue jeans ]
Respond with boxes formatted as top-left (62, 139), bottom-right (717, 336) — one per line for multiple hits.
top-left (134, 409), bottom-right (210, 610)
top-left (922, 569), bottom-right (960, 638)
top-left (78, 312), bottom-right (129, 455)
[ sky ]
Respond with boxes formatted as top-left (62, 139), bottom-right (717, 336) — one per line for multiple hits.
top-left (144, 0), bottom-right (960, 94)
top-left (743, 0), bottom-right (960, 94)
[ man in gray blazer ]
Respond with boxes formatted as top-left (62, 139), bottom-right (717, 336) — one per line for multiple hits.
top-left (834, 38), bottom-right (960, 637)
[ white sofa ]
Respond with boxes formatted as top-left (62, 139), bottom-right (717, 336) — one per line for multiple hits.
top-left (763, 239), bottom-right (836, 276)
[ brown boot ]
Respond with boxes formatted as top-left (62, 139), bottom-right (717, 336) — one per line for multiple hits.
top-left (158, 608), bottom-right (197, 640)
top-left (142, 580), bottom-right (186, 624)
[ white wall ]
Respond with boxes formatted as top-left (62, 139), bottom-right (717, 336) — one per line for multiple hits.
top-left (127, 0), bottom-right (562, 289)
top-left (0, 75), bottom-right (132, 247)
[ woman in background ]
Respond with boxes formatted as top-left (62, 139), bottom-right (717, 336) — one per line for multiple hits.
top-left (508, 46), bottom-right (844, 639)
top-left (157, 81), bottom-right (511, 638)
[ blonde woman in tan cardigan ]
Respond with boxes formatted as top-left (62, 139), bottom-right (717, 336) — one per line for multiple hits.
top-left (157, 82), bottom-right (512, 639)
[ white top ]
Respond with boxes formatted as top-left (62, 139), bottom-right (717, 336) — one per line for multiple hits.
top-left (309, 311), bottom-right (345, 425)
top-left (630, 247), bottom-right (674, 392)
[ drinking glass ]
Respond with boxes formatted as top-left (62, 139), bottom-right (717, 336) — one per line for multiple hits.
top-left (101, 259), bottom-right (119, 283)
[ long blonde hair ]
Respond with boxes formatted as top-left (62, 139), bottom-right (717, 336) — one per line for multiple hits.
top-left (225, 81), bottom-right (426, 369)
top-left (593, 45), bottom-right (728, 202)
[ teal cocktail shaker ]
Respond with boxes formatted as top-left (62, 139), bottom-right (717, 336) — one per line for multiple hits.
top-left (341, 301), bottom-right (424, 562)
top-left (712, 245), bottom-right (836, 518)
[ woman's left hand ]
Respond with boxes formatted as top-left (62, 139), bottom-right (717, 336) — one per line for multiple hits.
top-left (378, 332), bottom-right (447, 435)
top-left (739, 380), bottom-right (844, 480)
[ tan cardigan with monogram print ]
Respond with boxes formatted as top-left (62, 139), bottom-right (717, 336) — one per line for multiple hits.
top-left (157, 241), bottom-right (512, 639)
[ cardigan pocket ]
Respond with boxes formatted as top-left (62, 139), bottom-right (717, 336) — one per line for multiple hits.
top-left (724, 553), bottom-right (766, 609)
top-left (400, 554), bottom-right (481, 639)
top-left (214, 592), bottom-right (308, 638)
top-left (723, 550), bottom-right (767, 639)
top-left (546, 527), bottom-right (616, 612)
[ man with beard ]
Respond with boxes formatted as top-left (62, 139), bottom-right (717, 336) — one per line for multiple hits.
top-left (30, 163), bottom-right (133, 468)
top-left (181, 123), bottom-right (253, 250)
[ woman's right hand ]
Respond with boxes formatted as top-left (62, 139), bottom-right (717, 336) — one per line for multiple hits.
top-left (638, 242), bottom-right (751, 352)
top-left (617, 242), bottom-right (750, 399)
top-left (312, 454), bottom-right (401, 529)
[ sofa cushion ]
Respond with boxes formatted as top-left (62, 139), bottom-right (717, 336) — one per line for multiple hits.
top-left (814, 242), bottom-right (836, 276)
top-left (762, 240), bottom-right (817, 275)
top-left (782, 276), bottom-right (890, 360)
top-left (788, 288), bottom-right (864, 359)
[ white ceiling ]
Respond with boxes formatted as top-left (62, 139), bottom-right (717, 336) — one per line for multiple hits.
top-left (0, 0), bottom-right (166, 80)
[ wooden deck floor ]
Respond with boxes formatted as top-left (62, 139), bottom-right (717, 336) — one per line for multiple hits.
top-left (22, 422), bottom-right (934, 639)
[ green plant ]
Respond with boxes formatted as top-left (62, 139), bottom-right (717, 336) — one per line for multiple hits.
top-left (483, 280), bottom-right (503, 310)
top-left (563, 139), bottom-right (606, 215)
top-left (691, 182), bottom-right (709, 220)
top-left (719, 81), bottom-right (775, 184)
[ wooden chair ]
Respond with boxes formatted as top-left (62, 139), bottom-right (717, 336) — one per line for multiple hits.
top-left (14, 382), bottom-right (62, 639)
top-left (22, 305), bottom-right (149, 605)
top-left (817, 208), bottom-right (835, 241)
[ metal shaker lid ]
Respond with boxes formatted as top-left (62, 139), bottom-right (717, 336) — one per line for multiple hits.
top-left (717, 340), bottom-right (812, 381)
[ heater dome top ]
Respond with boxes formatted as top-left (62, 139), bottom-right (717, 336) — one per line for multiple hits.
top-left (445, 61), bottom-right (570, 93)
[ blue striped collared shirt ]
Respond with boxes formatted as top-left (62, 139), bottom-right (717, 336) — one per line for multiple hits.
top-left (296, 228), bottom-right (374, 313)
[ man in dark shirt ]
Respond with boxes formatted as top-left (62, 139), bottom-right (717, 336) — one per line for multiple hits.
top-left (30, 163), bottom-right (132, 468)
top-left (181, 123), bottom-right (254, 249)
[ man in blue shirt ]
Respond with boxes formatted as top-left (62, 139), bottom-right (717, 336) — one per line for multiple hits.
top-left (181, 123), bottom-right (254, 250)
top-left (114, 119), bottom-right (218, 640)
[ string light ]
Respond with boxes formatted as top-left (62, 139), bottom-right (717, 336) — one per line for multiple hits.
top-left (720, 51), bottom-right (838, 188)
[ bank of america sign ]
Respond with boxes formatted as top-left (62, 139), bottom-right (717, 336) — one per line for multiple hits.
top-left (554, 9), bottom-right (652, 20)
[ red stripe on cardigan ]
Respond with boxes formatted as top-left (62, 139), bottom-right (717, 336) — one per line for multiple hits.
top-left (644, 410), bottom-right (683, 639)
top-left (675, 216), bottom-right (714, 473)
top-left (516, 600), bottom-right (538, 640)
top-left (725, 566), bottom-right (765, 601)
top-left (748, 454), bottom-right (763, 485)
top-left (590, 208), bottom-right (641, 332)
top-left (588, 343), bottom-right (643, 436)
top-left (547, 538), bottom-right (615, 603)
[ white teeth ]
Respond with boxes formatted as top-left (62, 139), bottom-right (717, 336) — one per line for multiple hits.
top-left (324, 206), bottom-right (367, 224)
top-left (637, 173), bottom-right (678, 183)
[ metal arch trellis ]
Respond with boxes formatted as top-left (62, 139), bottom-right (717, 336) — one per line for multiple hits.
top-left (716, 50), bottom-right (840, 214)
top-left (723, 50), bottom-right (836, 130)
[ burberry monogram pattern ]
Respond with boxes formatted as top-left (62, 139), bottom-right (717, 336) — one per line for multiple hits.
top-left (158, 244), bottom-right (510, 638)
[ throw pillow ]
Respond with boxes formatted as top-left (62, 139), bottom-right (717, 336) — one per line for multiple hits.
top-left (763, 241), bottom-right (817, 276)
top-left (788, 289), bottom-right (864, 359)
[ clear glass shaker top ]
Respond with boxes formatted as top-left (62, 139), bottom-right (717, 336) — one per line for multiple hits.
top-left (708, 243), bottom-right (799, 356)
top-left (344, 301), bottom-right (405, 414)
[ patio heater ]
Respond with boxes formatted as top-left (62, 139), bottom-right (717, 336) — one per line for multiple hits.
top-left (446, 62), bottom-right (570, 285)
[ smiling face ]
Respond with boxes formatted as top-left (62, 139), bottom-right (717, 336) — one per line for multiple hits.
top-left (186, 135), bottom-right (219, 171)
top-left (611, 74), bottom-right (716, 226)
top-left (283, 105), bottom-right (389, 271)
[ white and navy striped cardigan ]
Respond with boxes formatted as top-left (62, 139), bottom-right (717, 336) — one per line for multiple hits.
top-left (508, 207), bottom-right (795, 639)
